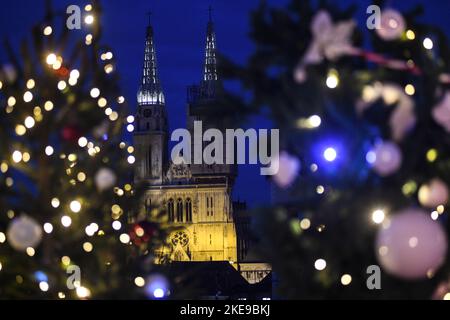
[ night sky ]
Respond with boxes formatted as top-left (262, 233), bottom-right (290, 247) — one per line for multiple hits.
top-left (1, 0), bottom-right (449, 207)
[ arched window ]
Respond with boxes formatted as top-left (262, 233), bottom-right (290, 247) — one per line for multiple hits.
top-left (167, 199), bottom-right (174, 222)
top-left (176, 198), bottom-right (183, 222)
top-left (185, 198), bottom-right (192, 222)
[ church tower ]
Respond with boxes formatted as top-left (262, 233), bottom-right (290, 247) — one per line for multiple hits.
top-left (134, 17), bottom-right (168, 185)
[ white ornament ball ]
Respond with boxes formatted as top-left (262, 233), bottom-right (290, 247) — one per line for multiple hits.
top-left (418, 178), bottom-right (449, 208)
top-left (376, 9), bottom-right (406, 41)
top-left (376, 208), bottom-right (447, 279)
top-left (7, 215), bottom-right (43, 251)
top-left (95, 167), bottom-right (117, 192)
top-left (371, 141), bottom-right (402, 176)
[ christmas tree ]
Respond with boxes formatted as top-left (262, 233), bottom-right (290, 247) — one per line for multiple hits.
top-left (0, 1), bottom-right (171, 299)
top-left (218, 0), bottom-right (450, 299)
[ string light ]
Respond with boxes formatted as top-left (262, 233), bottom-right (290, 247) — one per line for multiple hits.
top-left (0, 163), bottom-right (8, 173)
top-left (404, 84), bottom-right (415, 96)
top-left (57, 81), bottom-right (67, 91)
top-left (83, 242), bottom-right (93, 252)
top-left (98, 97), bottom-right (107, 107)
top-left (406, 30), bottom-right (415, 40)
top-left (127, 124), bottom-right (134, 132)
top-left (39, 281), bottom-right (49, 292)
top-left (323, 147), bottom-right (337, 162)
top-left (431, 211), bottom-right (439, 220)
top-left (119, 233), bottom-right (130, 244)
top-left (85, 4), bottom-right (93, 11)
top-left (316, 185), bottom-right (325, 194)
top-left (26, 79), bottom-right (35, 89)
top-left (84, 15), bottom-right (94, 25)
top-left (104, 64), bottom-right (114, 74)
top-left (77, 172), bottom-right (86, 182)
top-left (46, 53), bottom-right (57, 65)
top-left (15, 125), bottom-right (26, 136)
top-left (23, 91), bottom-right (33, 102)
top-left (24, 116), bottom-right (35, 129)
top-left (426, 149), bottom-right (438, 162)
top-left (300, 218), bottom-right (311, 230)
top-left (43, 223), bottom-right (53, 233)
top-left (78, 137), bottom-right (88, 147)
top-left (8, 96), bottom-right (16, 107)
top-left (85, 34), bottom-right (93, 45)
top-left (127, 155), bottom-right (136, 164)
top-left (112, 221), bottom-right (122, 230)
top-left (341, 274), bottom-right (352, 285)
top-left (372, 209), bottom-right (385, 224)
top-left (117, 96), bottom-right (125, 104)
top-left (22, 152), bottom-right (30, 163)
top-left (127, 115), bottom-right (135, 123)
top-left (70, 200), bottom-right (82, 213)
top-left (423, 37), bottom-right (433, 50)
top-left (12, 151), bottom-right (23, 163)
top-left (43, 26), bottom-right (52, 36)
top-left (45, 146), bottom-right (54, 156)
top-left (61, 216), bottom-right (72, 227)
top-left (61, 256), bottom-right (71, 266)
top-left (437, 205), bottom-right (445, 214)
top-left (109, 111), bottom-right (119, 121)
top-left (134, 277), bottom-right (145, 287)
top-left (76, 286), bottom-right (91, 299)
top-left (44, 101), bottom-right (54, 111)
top-left (0, 232), bottom-right (6, 243)
top-left (90, 88), bottom-right (100, 98)
top-left (326, 69), bottom-right (339, 89)
top-left (314, 259), bottom-right (327, 271)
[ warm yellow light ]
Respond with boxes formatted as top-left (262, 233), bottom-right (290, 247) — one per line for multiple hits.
top-left (426, 149), bottom-right (438, 162)
top-left (104, 64), bottom-right (114, 74)
top-left (76, 286), bottom-right (91, 299)
top-left (26, 79), bottom-right (35, 89)
top-left (43, 26), bottom-right (52, 36)
top-left (33, 106), bottom-right (42, 116)
top-left (57, 81), bottom-right (67, 91)
top-left (372, 209), bottom-right (385, 224)
top-left (127, 146), bottom-right (134, 154)
top-left (0, 163), bottom-right (8, 173)
top-left (135, 227), bottom-right (145, 237)
top-left (109, 111), bottom-right (119, 121)
top-left (85, 34), bottom-right (93, 45)
top-left (12, 151), bottom-right (22, 163)
top-left (58, 292), bottom-right (66, 299)
top-left (68, 154), bottom-right (77, 162)
top-left (105, 52), bottom-right (113, 60)
top-left (105, 107), bottom-right (112, 116)
top-left (83, 242), bottom-right (93, 252)
top-left (70, 200), bottom-right (82, 213)
top-left (61, 216), bottom-right (72, 227)
top-left (85, 4), bottom-right (93, 11)
top-left (0, 232), bottom-right (6, 243)
top-left (5, 177), bottom-right (13, 187)
top-left (404, 84), bottom-right (415, 96)
top-left (77, 172), bottom-right (86, 182)
top-left (22, 152), bottom-right (30, 163)
top-left (300, 218), bottom-right (311, 230)
top-left (44, 101), bottom-right (54, 111)
top-left (341, 274), bottom-right (352, 285)
top-left (46, 53), bottom-right (57, 65)
top-left (326, 70), bottom-right (339, 89)
top-left (61, 256), bottom-right (71, 266)
top-left (119, 233), bottom-right (130, 244)
top-left (0, 80), bottom-right (3, 89)
top-left (68, 77), bottom-right (77, 86)
top-left (316, 185), bottom-right (325, 194)
top-left (314, 259), bottom-right (327, 271)
top-left (15, 125), bottom-right (26, 136)
top-left (134, 276), bottom-right (145, 287)
top-left (24, 116), bottom-right (35, 129)
top-left (98, 97), bottom-right (107, 107)
top-left (26, 247), bottom-right (35, 256)
top-left (84, 15), bottom-right (94, 25)
top-left (437, 205), bottom-right (445, 214)
top-left (7, 96), bottom-right (16, 107)
top-left (405, 30), bottom-right (415, 40)
top-left (444, 293), bottom-right (450, 300)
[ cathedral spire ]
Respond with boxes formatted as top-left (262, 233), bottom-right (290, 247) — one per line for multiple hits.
top-left (203, 6), bottom-right (218, 82)
top-left (137, 13), bottom-right (165, 106)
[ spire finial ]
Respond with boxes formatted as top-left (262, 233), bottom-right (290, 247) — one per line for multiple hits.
top-left (147, 11), bottom-right (152, 26)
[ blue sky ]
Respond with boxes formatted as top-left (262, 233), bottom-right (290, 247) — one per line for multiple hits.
top-left (1, 0), bottom-right (449, 206)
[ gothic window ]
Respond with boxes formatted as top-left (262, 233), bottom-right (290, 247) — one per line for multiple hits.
top-left (148, 145), bottom-right (152, 176)
top-left (209, 197), bottom-right (214, 216)
top-left (167, 199), bottom-right (174, 222)
top-left (176, 198), bottom-right (183, 222)
top-left (206, 197), bottom-right (209, 216)
top-left (185, 198), bottom-right (192, 222)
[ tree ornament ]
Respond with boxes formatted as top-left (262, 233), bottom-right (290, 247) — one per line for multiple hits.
top-left (94, 167), bottom-right (117, 192)
top-left (418, 178), bottom-right (449, 208)
top-left (271, 151), bottom-right (300, 188)
top-left (376, 208), bottom-right (447, 279)
top-left (371, 141), bottom-right (402, 176)
top-left (129, 221), bottom-right (155, 246)
top-left (432, 92), bottom-right (450, 132)
top-left (7, 215), bottom-right (43, 251)
top-left (61, 125), bottom-right (81, 143)
top-left (376, 9), bottom-right (406, 41)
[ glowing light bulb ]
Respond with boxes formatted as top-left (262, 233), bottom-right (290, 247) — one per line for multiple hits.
top-left (90, 88), bottom-right (100, 98)
top-left (46, 53), bottom-right (57, 65)
top-left (323, 147), bottom-right (337, 162)
top-left (45, 146), bottom-right (54, 156)
top-left (24, 116), bottom-right (35, 128)
top-left (70, 200), bottom-right (82, 213)
top-left (423, 37), bottom-right (433, 50)
top-left (314, 258), bottom-right (327, 271)
top-left (61, 216), bottom-right (72, 227)
top-left (43, 26), bottom-right (52, 36)
top-left (43, 223), bottom-right (53, 233)
top-left (12, 151), bottom-right (22, 163)
top-left (341, 274), bottom-right (352, 286)
top-left (372, 209), bottom-right (385, 224)
top-left (84, 15), bottom-right (94, 25)
top-left (112, 221), bottom-right (122, 230)
top-left (326, 70), bottom-right (339, 89)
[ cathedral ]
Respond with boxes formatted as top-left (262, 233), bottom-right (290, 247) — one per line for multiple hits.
top-left (133, 12), bottom-right (270, 292)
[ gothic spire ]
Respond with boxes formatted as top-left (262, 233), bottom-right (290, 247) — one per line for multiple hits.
top-left (203, 6), bottom-right (218, 82)
top-left (137, 13), bottom-right (165, 106)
